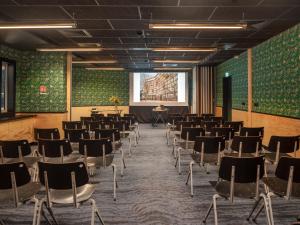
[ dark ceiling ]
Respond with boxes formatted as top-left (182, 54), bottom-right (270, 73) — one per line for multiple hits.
top-left (0, 0), bottom-right (299, 70)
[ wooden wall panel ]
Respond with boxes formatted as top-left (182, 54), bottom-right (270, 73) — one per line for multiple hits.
top-left (232, 110), bottom-right (248, 126)
top-left (71, 106), bottom-right (129, 121)
top-left (34, 113), bottom-right (68, 137)
top-left (215, 106), bottom-right (222, 117)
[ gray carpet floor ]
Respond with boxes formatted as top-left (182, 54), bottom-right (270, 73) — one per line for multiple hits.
top-left (0, 124), bottom-right (299, 225)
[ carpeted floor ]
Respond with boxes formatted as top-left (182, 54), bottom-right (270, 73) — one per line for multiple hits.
top-left (0, 124), bottom-right (299, 225)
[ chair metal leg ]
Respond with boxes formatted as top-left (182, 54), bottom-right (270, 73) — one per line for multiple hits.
top-left (247, 197), bottom-right (263, 221)
top-left (128, 137), bottom-right (132, 157)
top-left (267, 192), bottom-right (275, 225)
top-left (174, 148), bottom-right (181, 174)
top-left (0, 220), bottom-right (7, 225)
top-left (45, 206), bottom-right (59, 225)
top-left (90, 199), bottom-right (105, 225)
top-left (189, 161), bottom-right (194, 197)
top-left (203, 202), bottom-right (213, 224)
top-left (185, 171), bottom-right (190, 185)
top-left (120, 148), bottom-right (126, 177)
top-left (253, 193), bottom-right (272, 225)
top-left (213, 194), bottom-right (220, 225)
top-left (112, 164), bottom-right (117, 201)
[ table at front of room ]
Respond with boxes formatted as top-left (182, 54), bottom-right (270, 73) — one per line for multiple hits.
top-left (152, 108), bottom-right (168, 127)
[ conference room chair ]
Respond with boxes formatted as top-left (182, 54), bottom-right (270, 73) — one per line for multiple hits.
top-left (223, 121), bottom-right (244, 134)
top-left (37, 161), bottom-right (105, 225)
top-left (34, 128), bottom-right (60, 140)
top-left (240, 127), bottom-right (264, 137)
top-left (100, 116), bottom-right (115, 123)
top-left (78, 138), bottom-right (117, 200)
top-left (38, 139), bottom-right (79, 163)
top-left (229, 136), bottom-right (263, 157)
top-left (86, 121), bottom-right (105, 131)
top-left (94, 128), bottom-right (126, 176)
top-left (80, 116), bottom-right (93, 126)
top-left (201, 113), bottom-right (215, 120)
top-left (0, 140), bottom-right (39, 169)
top-left (185, 113), bottom-right (198, 121)
top-left (263, 135), bottom-right (299, 164)
top-left (166, 115), bottom-right (184, 145)
top-left (186, 136), bottom-right (226, 196)
top-left (210, 127), bottom-right (235, 143)
top-left (114, 121), bottom-right (138, 155)
top-left (249, 157), bottom-right (300, 225)
top-left (202, 156), bottom-right (266, 225)
top-left (189, 116), bottom-right (204, 123)
top-left (211, 116), bottom-right (224, 125)
top-left (107, 113), bottom-right (120, 121)
top-left (91, 113), bottom-right (105, 121)
top-left (201, 121), bottom-right (220, 133)
top-left (0, 162), bottom-right (41, 225)
top-left (64, 128), bottom-right (90, 152)
top-left (62, 121), bottom-right (83, 129)
top-left (122, 116), bottom-right (140, 140)
top-left (174, 127), bottom-right (205, 174)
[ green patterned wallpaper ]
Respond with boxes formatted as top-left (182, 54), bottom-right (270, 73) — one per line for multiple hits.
top-left (216, 51), bottom-right (248, 110)
top-left (72, 67), bottom-right (129, 106)
top-left (0, 45), bottom-right (67, 112)
top-left (252, 24), bottom-right (300, 118)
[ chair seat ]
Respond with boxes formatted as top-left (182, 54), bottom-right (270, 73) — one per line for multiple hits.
top-left (6, 156), bottom-right (40, 168)
top-left (262, 177), bottom-right (300, 198)
top-left (42, 155), bottom-right (81, 164)
top-left (224, 152), bottom-right (261, 157)
top-left (0, 182), bottom-right (41, 204)
top-left (50, 184), bottom-right (95, 204)
top-left (210, 180), bottom-right (258, 199)
top-left (264, 152), bottom-right (291, 163)
top-left (86, 154), bottom-right (114, 167)
top-left (177, 140), bottom-right (195, 149)
top-left (191, 153), bottom-right (219, 164)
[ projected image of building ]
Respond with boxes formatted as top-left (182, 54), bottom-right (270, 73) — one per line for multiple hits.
top-left (140, 73), bottom-right (178, 101)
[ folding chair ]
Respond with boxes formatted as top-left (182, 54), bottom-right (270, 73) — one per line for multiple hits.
top-left (34, 128), bottom-right (60, 140)
top-left (240, 127), bottom-right (264, 137)
top-left (62, 121), bottom-right (83, 129)
top-left (229, 136), bottom-right (263, 157)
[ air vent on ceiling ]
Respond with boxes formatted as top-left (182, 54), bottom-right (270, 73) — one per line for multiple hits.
top-left (59, 29), bottom-right (92, 38)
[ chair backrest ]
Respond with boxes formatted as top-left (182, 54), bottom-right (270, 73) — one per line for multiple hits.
top-left (114, 121), bottom-right (130, 131)
top-left (121, 116), bottom-right (135, 125)
top-left (194, 136), bottom-right (226, 154)
top-left (210, 127), bottom-right (234, 140)
top-left (168, 116), bottom-right (184, 125)
top-left (91, 114), bottom-right (104, 121)
top-left (223, 121), bottom-right (243, 132)
top-left (100, 116), bottom-right (114, 122)
top-left (34, 128), bottom-right (60, 140)
top-left (0, 140), bottom-right (31, 158)
top-left (94, 129), bottom-right (121, 141)
top-left (240, 127), bottom-right (264, 137)
top-left (189, 116), bottom-right (204, 123)
top-left (124, 113), bottom-right (135, 118)
top-left (79, 138), bottom-right (113, 157)
top-left (64, 129), bottom-right (89, 142)
top-left (38, 139), bottom-right (72, 158)
top-left (181, 127), bottom-right (205, 141)
top-left (86, 121), bottom-right (105, 131)
top-left (268, 136), bottom-right (299, 154)
top-left (0, 162), bottom-right (31, 189)
top-left (80, 116), bottom-right (93, 125)
top-left (38, 161), bottom-right (89, 190)
top-left (107, 114), bottom-right (120, 120)
top-left (275, 157), bottom-right (300, 183)
top-left (219, 156), bottom-right (264, 183)
top-left (201, 121), bottom-right (219, 132)
top-left (201, 113), bottom-right (214, 120)
top-left (231, 136), bottom-right (262, 155)
top-left (185, 113), bottom-right (198, 121)
top-left (175, 121), bottom-right (197, 131)
top-left (62, 121), bottom-right (82, 129)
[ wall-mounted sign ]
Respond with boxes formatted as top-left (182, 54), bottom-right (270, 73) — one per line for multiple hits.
top-left (39, 85), bottom-right (47, 94)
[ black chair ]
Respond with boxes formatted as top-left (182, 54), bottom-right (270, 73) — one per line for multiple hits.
top-left (223, 121), bottom-right (244, 133)
top-left (64, 129), bottom-right (90, 143)
top-left (264, 135), bottom-right (300, 164)
top-left (189, 116), bottom-right (204, 123)
top-left (187, 136), bottom-right (226, 196)
top-left (62, 121), bottom-right (82, 129)
top-left (37, 161), bottom-right (105, 225)
top-left (202, 156), bottom-right (265, 225)
top-left (174, 127), bottom-right (205, 174)
top-left (185, 113), bottom-right (198, 122)
top-left (249, 157), bottom-right (300, 225)
top-left (166, 116), bottom-right (184, 145)
top-left (79, 138), bottom-right (117, 200)
top-left (91, 113), bottom-right (104, 121)
top-left (0, 140), bottom-right (39, 169)
top-left (240, 127), bottom-right (264, 137)
top-left (107, 114), bottom-right (120, 121)
top-left (34, 128), bottom-right (60, 140)
top-left (100, 116), bottom-right (115, 123)
top-left (210, 127), bottom-right (235, 141)
top-left (211, 116), bottom-right (224, 125)
top-left (38, 139), bottom-right (78, 163)
top-left (114, 121), bottom-right (137, 155)
top-left (201, 121), bottom-right (219, 132)
top-left (86, 121), bottom-right (105, 131)
top-left (94, 128), bottom-right (126, 176)
top-left (0, 162), bottom-right (41, 225)
top-left (201, 113), bottom-right (214, 120)
top-left (230, 136), bottom-right (263, 157)
top-left (80, 116), bottom-right (93, 126)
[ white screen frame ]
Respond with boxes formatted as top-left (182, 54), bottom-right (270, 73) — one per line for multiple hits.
top-left (129, 72), bottom-right (189, 106)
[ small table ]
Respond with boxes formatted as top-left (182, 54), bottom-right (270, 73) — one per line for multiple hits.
top-left (152, 108), bottom-right (168, 127)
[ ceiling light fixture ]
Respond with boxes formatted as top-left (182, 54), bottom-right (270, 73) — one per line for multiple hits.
top-left (86, 67), bottom-right (125, 71)
top-left (149, 23), bottom-right (247, 30)
top-left (153, 60), bottom-right (201, 64)
top-left (0, 22), bottom-right (76, 29)
top-left (152, 47), bottom-right (216, 52)
top-left (154, 67), bottom-right (192, 71)
top-left (37, 48), bottom-right (102, 52)
top-left (72, 60), bottom-right (118, 64)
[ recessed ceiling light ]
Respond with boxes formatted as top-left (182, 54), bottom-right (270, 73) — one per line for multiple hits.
top-left (0, 22), bottom-right (76, 29)
top-left (37, 48), bottom-right (102, 52)
top-left (152, 47), bottom-right (216, 52)
top-left (72, 60), bottom-right (118, 64)
top-left (149, 23), bottom-right (247, 30)
top-left (86, 67), bottom-right (125, 71)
